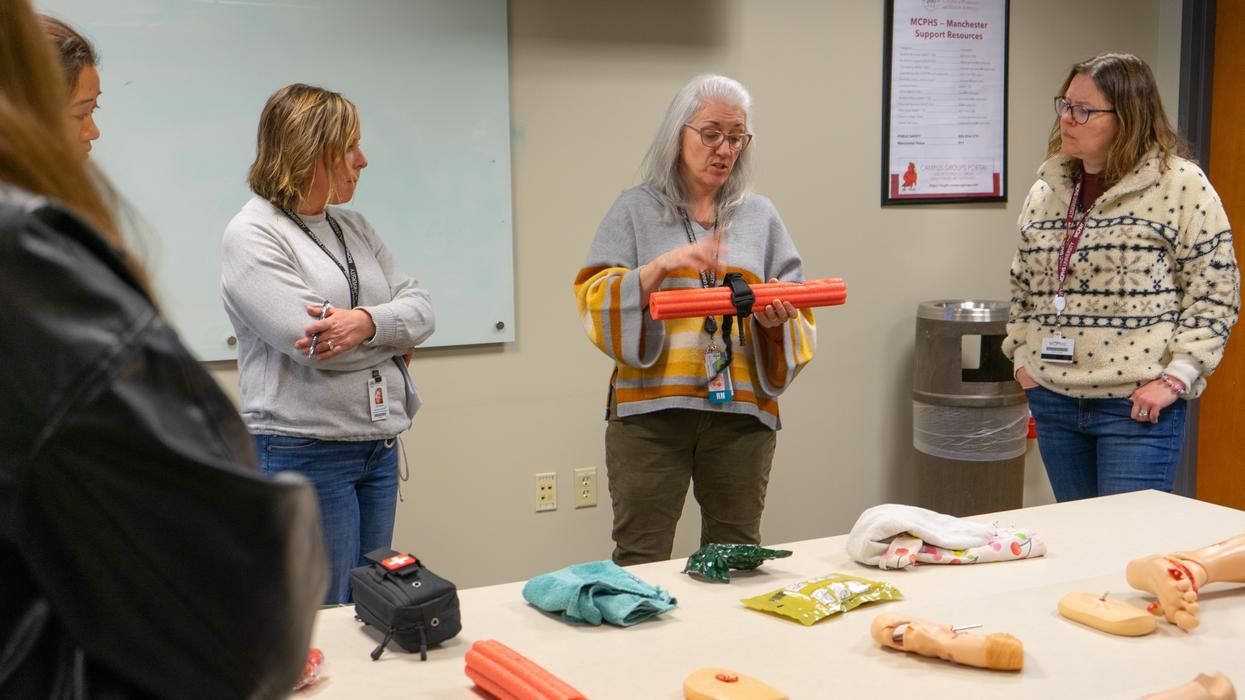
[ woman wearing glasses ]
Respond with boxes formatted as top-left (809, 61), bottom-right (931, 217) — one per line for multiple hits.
top-left (574, 73), bottom-right (816, 565)
top-left (1003, 53), bottom-right (1238, 501)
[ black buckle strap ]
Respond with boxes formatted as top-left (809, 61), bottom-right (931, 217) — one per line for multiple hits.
top-left (710, 273), bottom-right (754, 382)
top-left (723, 272), bottom-right (754, 318)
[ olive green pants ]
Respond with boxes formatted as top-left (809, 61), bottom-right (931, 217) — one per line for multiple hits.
top-left (605, 408), bottom-right (777, 566)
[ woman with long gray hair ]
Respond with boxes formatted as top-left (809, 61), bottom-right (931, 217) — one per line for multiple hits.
top-left (574, 73), bottom-right (816, 565)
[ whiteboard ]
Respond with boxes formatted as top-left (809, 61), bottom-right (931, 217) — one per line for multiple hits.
top-left (39, 0), bottom-right (515, 359)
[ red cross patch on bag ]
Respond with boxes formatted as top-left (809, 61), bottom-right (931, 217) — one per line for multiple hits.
top-left (381, 553), bottom-right (419, 572)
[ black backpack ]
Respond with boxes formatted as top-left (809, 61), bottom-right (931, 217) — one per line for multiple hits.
top-left (350, 548), bottom-right (462, 660)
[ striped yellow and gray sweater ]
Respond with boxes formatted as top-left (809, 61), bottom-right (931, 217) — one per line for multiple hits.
top-left (1004, 152), bottom-right (1239, 399)
top-left (574, 186), bottom-right (816, 430)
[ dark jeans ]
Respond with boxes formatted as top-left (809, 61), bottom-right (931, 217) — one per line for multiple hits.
top-left (1025, 386), bottom-right (1187, 502)
top-left (254, 434), bottom-right (398, 604)
top-left (605, 408), bottom-right (776, 566)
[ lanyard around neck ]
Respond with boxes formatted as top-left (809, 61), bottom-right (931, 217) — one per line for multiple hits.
top-left (1054, 174), bottom-right (1091, 316)
top-left (678, 207), bottom-right (720, 336)
top-left (282, 207), bottom-right (359, 309)
top-left (678, 208), bottom-right (718, 288)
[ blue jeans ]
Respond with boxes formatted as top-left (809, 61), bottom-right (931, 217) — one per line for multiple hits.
top-left (254, 434), bottom-right (398, 604)
top-left (1024, 386), bottom-right (1187, 502)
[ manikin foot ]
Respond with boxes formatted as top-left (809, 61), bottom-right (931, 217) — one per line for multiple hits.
top-left (1142, 672), bottom-right (1236, 700)
top-left (1125, 555), bottom-right (1201, 631)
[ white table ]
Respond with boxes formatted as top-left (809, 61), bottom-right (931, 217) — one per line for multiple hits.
top-left (306, 491), bottom-right (1245, 699)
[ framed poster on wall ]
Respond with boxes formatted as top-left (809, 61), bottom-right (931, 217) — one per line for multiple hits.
top-left (881, 0), bottom-right (1009, 205)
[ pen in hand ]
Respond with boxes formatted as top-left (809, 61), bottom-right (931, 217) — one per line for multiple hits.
top-left (307, 301), bottom-right (331, 358)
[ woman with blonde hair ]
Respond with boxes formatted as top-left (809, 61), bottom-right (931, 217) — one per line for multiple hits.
top-left (1, 0), bottom-right (326, 695)
top-left (1004, 52), bottom-right (1239, 501)
top-left (222, 83), bottom-right (435, 604)
top-left (38, 13), bottom-right (100, 156)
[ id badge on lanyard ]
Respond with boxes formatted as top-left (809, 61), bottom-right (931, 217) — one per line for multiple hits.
top-left (368, 370), bottom-right (389, 421)
top-left (1045, 175), bottom-right (1090, 365)
top-left (1040, 335), bottom-right (1075, 363)
top-left (679, 208), bottom-right (734, 403)
top-left (705, 345), bottom-right (734, 403)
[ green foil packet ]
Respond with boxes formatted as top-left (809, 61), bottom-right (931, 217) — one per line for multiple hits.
top-left (741, 573), bottom-right (902, 625)
top-left (683, 543), bottom-right (794, 583)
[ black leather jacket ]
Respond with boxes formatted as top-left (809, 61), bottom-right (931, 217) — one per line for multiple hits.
top-left (0, 184), bottom-right (327, 698)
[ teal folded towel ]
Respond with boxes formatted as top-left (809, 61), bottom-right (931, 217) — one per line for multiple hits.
top-left (521, 560), bottom-right (677, 626)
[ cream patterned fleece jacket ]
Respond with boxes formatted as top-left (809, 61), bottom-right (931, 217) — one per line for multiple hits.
top-left (1004, 152), bottom-right (1239, 399)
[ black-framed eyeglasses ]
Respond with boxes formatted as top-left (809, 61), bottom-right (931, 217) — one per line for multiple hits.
top-left (1054, 97), bottom-right (1116, 125)
top-left (683, 124), bottom-right (753, 152)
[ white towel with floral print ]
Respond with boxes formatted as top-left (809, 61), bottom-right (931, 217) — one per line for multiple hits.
top-left (877, 528), bottom-right (1046, 570)
top-left (846, 503), bottom-right (993, 567)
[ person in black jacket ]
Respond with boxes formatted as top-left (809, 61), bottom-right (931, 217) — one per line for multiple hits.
top-left (0, 1), bottom-right (328, 697)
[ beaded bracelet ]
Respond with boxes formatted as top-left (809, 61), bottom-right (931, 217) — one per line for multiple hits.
top-left (1158, 371), bottom-right (1187, 397)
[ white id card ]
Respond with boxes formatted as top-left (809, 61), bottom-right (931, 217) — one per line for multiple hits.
top-left (705, 351), bottom-right (733, 403)
top-left (368, 373), bottom-right (389, 421)
top-left (1040, 335), bottom-right (1076, 364)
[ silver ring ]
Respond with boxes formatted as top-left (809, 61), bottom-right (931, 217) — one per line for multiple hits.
top-left (327, 340), bottom-right (335, 351)
top-left (1139, 409), bottom-right (1150, 417)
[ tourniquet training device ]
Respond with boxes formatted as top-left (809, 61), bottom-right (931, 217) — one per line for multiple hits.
top-left (464, 639), bottom-right (586, 700)
top-left (648, 277), bottom-right (847, 320)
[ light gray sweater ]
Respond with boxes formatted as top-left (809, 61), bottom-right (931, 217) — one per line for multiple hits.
top-left (575, 186), bottom-right (817, 430)
top-left (221, 195), bottom-right (434, 440)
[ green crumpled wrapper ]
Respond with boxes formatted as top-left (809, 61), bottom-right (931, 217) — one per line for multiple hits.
top-left (741, 573), bottom-right (903, 626)
top-left (682, 543), bottom-right (794, 583)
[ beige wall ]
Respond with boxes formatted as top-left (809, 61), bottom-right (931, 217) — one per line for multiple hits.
top-left (207, 0), bottom-right (1180, 588)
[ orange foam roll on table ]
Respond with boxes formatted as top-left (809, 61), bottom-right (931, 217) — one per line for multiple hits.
top-left (648, 278), bottom-right (847, 320)
top-left (464, 639), bottom-right (587, 700)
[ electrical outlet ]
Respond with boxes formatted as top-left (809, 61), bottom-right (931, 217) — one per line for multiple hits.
top-left (535, 472), bottom-right (557, 512)
top-left (574, 467), bottom-right (597, 508)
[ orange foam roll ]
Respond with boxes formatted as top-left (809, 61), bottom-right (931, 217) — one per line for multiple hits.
top-left (464, 640), bottom-right (587, 700)
top-left (649, 278), bottom-right (846, 320)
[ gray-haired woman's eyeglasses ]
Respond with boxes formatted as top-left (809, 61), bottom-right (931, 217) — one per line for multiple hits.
top-left (1054, 97), bottom-right (1116, 125)
top-left (683, 124), bottom-right (753, 152)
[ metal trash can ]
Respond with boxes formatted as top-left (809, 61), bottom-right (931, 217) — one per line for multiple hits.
top-left (913, 300), bottom-right (1027, 516)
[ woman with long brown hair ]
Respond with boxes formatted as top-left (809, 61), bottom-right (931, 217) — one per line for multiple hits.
top-left (38, 13), bottom-right (100, 157)
top-left (0, 0), bottom-right (326, 695)
top-left (1003, 52), bottom-right (1239, 501)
